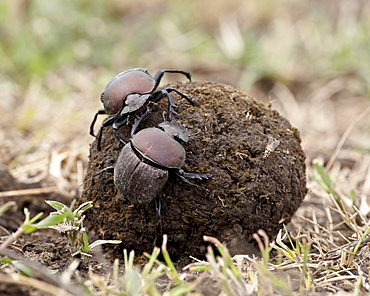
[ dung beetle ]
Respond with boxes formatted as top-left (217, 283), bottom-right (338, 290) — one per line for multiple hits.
top-left (116, 126), bottom-right (211, 205)
top-left (95, 122), bottom-right (211, 206)
top-left (90, 68), bottom-right (195, 149)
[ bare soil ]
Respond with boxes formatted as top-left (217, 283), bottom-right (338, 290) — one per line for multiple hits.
top-left (0, 80), bottom-right (368, 295)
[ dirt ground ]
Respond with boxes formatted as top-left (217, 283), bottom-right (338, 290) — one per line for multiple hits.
top-left (2, 1), bottom-right (370, 295)
top-left (0, 77), bottom-right (369, 295)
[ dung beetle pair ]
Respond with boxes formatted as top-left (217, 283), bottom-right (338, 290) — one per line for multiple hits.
top-left (90, 68), bottom-right (195, 150)
top-left (95, 120), bottom-right (211, 206)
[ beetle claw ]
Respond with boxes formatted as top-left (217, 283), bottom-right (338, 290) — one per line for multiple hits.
top-left (175, 169), bottom-right (212, 185)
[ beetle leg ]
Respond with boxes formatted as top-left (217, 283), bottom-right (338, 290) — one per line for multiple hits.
top-left (96, 115), bottom-right (119, 150)
top-left (90, 109), bottom-right (107, 137)
top-left (164, 92), bottom-right (178, 121)
top-left (131, 107), bottom-right (152, 135)
top-left (110, 94), bottom-right (137, 134)
top-left (151, 70), bottom-right (191, 93)
top-left (164, 87), bottom-right (195, 106)
top-left (106, 112), bottom-right (130, 148)
top-left (113, 130), bottom-right (127, 146)
top-left (181, 170), bottom-right (212, 180)
top-left (112, 115), bottom-right (130, 132)
top-left (148, 90), bottom-right (178, 121)
top-left (174, 168), bottom-right (212, 186)
top-left (92, 166), bottom-right (115, 179)
top-left (96, 129), bottom-right (103, 151)
top-left (86, 166), bottom-right (114, 193)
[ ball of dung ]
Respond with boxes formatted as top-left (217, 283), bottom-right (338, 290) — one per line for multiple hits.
top-left (81, 81), bottom-right (307, 260)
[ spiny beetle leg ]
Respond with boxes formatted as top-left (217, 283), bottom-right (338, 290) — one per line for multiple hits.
top-left (92, 166), bottom-right (114, 179)
top-left (164, 87), bottom-right (195, 106)
top-left (174, 168), bottom-right (212, 186)
top-left (131, 107), bottom-right (152, 136)
top-left (151, 70), bottom-right (191, 93)
top-left (90, 109), bottom-right (107, 137)
top-left (96, 116), bottom-right (117, 151)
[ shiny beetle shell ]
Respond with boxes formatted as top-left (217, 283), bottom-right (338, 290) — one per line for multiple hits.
top-left (101, 68), bottom-right (155, 115)
top-left (114, 144), bottom-right (168, 204)
top-left (131, 127), bottom-right (186, 168)
top-left (114, 127), bottom-right (186, 204)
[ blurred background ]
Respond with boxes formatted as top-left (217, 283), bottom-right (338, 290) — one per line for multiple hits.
top-left (0, 0), bottom-right (369, 199)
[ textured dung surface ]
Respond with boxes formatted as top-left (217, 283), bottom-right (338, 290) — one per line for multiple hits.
top-left (81, 81), bottom-right (307, 261)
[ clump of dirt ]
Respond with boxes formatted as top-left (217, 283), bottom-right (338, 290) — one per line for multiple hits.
top-left (80, 81), bottom-right (307, 261)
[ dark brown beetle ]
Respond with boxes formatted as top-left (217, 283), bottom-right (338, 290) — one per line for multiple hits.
top-left (90, 68), bottom-right (195, 150)
top-left (114, 127), bottom-right (211, 205)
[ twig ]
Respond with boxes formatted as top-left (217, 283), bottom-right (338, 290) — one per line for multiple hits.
top-left (0, 186), bottom-right (57, 198)
top-left (0, 228), bottom-right (24, 252)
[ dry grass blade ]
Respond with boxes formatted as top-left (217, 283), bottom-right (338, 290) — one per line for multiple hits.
top-left (0, 186), bottom-right (57, 198)
top-left (0, 274), bottom-right (73, 296)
